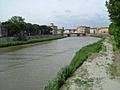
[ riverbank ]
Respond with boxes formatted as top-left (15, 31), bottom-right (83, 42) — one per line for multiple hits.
top-left (44, 37), bottom-right (104, 90)
top-left (0, 37), bottom-right (100, 90)
top-left (60, 36), bottom-right (120, 90)
top-left (0, 35), bottom-right (65, 48)
top-left (109, 36), bottom-right (120, 78)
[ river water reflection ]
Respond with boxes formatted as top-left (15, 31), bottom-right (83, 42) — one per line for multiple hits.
top-left (0, 37), bottom-right (100, 90)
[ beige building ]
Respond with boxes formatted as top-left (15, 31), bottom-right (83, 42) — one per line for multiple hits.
top-left (57, 29), bottom-right (62, 34)
top-left (90, 28), bottom-right (97, 34)
top-left (57, 27), bottom-right (64, 34)
top-left (95, 27), bottom-right (109, 34)
top-left (77, 26), bottom-right (90, 34)
top-left (64, 29), bottom-right (71, 34)
top-left (64, 29), bottom-right (76, 34)
top-left (58, 27), bottom-right (64, 34)
top-left (49, 23), bottom-right (58, 35)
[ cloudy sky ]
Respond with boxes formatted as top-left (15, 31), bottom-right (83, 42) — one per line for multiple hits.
top-left (0, 0), bottom-right (110, 28)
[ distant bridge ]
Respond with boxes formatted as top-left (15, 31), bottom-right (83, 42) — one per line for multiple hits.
top-left (63, 33), bottom-right (86, 37)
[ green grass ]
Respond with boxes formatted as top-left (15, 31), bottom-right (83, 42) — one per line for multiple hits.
top-left (74, 78), bottom-right (93, 86)
top-left (109, 62), bottom-right (117, 77)
top-left (109, 35), bottom-right (120, 77)
top-left (109, 35), bottom-right (118, 51)
top-left (44, 38), bottom-right (104, 90)
top-left (0, 35), bottom-right (65, 48)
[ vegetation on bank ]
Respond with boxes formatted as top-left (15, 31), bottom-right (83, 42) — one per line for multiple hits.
top-left (106, 0), bottom-right (120, 77)
top-left (109, 36), bottom-right (117, 51)
top-left (0, 16), bottom-right (65, 48)
top-left (0, 16), bottom-right (53, 40)
top-left (44, 38), bottom-right (104, 90)
top-left (0, 35), bottom-right (65, 48)
top-left (106, 0), bottom-right (120, 48)
top-left (110, 50), bottom-right (120, 77)
top-left (109, 36), bottom-right (120, 77)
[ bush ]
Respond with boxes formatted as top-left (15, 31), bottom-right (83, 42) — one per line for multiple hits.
top-left (109, 23), bottom-right (120, 48)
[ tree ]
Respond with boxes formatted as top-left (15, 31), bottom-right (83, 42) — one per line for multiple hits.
top-left (1, 16), bottom-right (53, 40)
top-left (40, 25), bottom-right (52, 35)
top-left (1, 16), bottom-right (27, 40)
top-left (9, 16), bottom-right (26, 33)
top-left (109, 23), bottom-right (115, 35)
top-left (8, 16), bottom-right (25, 24)
top-left (32, 24), bottom-right (41, 35)
top-left (25, 23), bottom-right (33, 36)
top-left (106, 0), bottom-right (120, 48)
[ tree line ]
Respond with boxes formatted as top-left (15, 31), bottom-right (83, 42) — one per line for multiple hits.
top-left (106, 0), bottom-right (120, 48)
top-left (1, 16), bottom-right (53, 40)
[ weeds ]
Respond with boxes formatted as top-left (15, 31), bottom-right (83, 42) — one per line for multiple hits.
top-left (109, 36), bottom-right (120, 77)
top-left (109, 36), bottom-right (117, 51)
top-left (44, 38), bottom-right (104, 90)
top-left (0, 36), bottom-right (65, 48)
top-left (74, 78), bottom-right (93, 86)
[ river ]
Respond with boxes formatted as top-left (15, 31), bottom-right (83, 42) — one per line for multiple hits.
top-left (0, 37), bottom-right (100, 90)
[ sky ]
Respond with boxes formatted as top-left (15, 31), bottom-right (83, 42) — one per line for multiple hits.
top-left (0, 0), bottom-right (110, 28)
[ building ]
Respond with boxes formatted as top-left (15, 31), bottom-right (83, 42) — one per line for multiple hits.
top-left (57, 27), bottom-right (64, 35)
top-left (77, 26), bottom-right (90, 34)
top-left (90, 28), bottom-right (97, 34)
top-left (49, 23), bottom-right (58, 35)
top-left (64, 29), bottom-right (71, 34)
top-left (95, 27), bottom-right (109, 34)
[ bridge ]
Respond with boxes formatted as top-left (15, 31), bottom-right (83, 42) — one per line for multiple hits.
top-left (63, 33), bottom-right (86, 37)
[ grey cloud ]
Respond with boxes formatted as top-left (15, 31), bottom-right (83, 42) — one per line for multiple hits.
top-left (64, 10), bottom-right (72, 13)
top-left (53, 13), bottom-right (110, 28)
top-left (0, 0), bottom-right (110, 28)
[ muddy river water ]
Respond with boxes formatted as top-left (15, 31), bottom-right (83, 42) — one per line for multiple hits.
top-left (0, 37), bottom-right (99, 90)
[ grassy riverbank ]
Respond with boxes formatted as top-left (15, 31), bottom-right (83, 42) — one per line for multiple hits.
top-left (0, 35), bottom-right (65, 48)
top-left (109, 36), bottom-right (120, 77)
top-left (44, 38), bottom-right (104, 90)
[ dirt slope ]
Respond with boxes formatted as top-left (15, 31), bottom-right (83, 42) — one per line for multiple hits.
top-left (60, 37), bottom-right (120, 90)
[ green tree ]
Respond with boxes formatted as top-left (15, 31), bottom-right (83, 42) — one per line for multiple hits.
top-left (9, 16), bottom-right (26, 33)
top-left (1, 16), bottom-right (53, 40)
top-left (25, 23), bottom-right (33, 36)
top-left (40, 25), bottom-right (52, 35)
top-left (32, 24), bottom-right (41, 35)
top-left (106, 0), bottom-right (120, 25)
top-left (109, 23), bottom-right (115, 35)
top-left (106, 0), bottom-right (120, 48)
top-left (8, 16), bottom-right (25, 24)
top-left (2, 16), bottom-right (27, 40)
